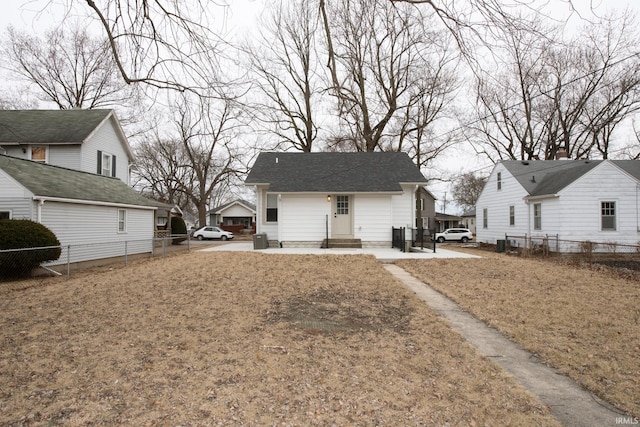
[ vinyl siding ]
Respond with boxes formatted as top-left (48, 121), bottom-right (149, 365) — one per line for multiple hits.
top-left (221, 204), bottom-right (254, 217)
top-left (39, 202), bottom-right (154, 263)
top-left (48, 145), bottom-right (82, 170)
top-left (476, 164), bottom-right (530, 244)
top-left (255, 188), bottom-right (279, 239)
top-left (0, 169), bottom-right (31, 198)
top-left (80, 118), bottom-right (131, 183)
top-left (0, 199), bottom-right (32, 219)
top-left (279, 194), bottom-right (330, 244)
top-left (353, 194), bottom-right (392, 245)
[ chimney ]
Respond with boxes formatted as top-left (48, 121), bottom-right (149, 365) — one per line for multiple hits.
top-left (556, 149), bottom-right (568, 160)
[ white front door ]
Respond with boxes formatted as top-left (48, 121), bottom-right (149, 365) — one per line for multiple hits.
top-left (332, 195), bottom-right (353, 238)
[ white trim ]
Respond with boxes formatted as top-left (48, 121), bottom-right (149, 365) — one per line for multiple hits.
top-left (33, 196), bottom-right (157, 210)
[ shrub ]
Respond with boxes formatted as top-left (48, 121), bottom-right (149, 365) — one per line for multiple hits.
top-left (0, 219), bottom-right (61, 278)
top-left (171, 216), bottom-right (188, 245)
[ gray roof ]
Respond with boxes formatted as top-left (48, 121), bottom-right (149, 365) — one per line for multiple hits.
top-left (0, 109), bottom-right (116, 144)
top-left (209, 199), bottom-right (256, 214)
top-left (0, 155), bottom-right (158, 208)
top-left (245, 152), bottom-right (427, 192)
top-left (501, 160), bottom-right (640, 196)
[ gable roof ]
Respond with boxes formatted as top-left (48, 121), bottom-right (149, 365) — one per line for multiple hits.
top-left (500, 160), bottom-right (640, 197)
top-left (0, 155), bottom-right (157, 208)
top-left (209, 199), bottom-right (256, 215)
top-left (245, 152), bottom-right (427, 192)
top-left (0, 109), bottom-right (133, 159)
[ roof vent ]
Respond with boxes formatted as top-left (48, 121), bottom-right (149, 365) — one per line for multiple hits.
top-left (522, 161), bottom-right (529, 165)
top-left (531, 175), bottom-right (536, 183)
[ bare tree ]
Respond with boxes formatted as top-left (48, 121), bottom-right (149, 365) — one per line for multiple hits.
top-left (246, 0), bottom-right (324, 152)
top-left (320, 0), bottom-right (459, 153)
top-left (451, 171), bottom-right (488, 212)
top-left (2, 24), bottom-right (135, 110)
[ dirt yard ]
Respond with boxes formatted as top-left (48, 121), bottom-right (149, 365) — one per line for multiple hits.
top-left (398, 249), bottom-right (640, 418)
top-left (0, 252), bottom-right (559, 426)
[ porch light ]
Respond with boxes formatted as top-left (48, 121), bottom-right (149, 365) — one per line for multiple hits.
top-left (327, 195), bottom-right (331, 202)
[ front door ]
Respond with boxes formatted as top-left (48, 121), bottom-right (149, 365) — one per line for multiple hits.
top-left (332, 195), bottom-right (353, 238)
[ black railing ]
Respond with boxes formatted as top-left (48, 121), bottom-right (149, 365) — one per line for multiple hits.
top-left (392, 227), bottom-right (406, 252)
top-left (410, 228), bottom-right (436, 253)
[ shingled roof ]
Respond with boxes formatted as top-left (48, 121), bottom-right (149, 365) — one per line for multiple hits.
top-left (0, 155), bottom-right (158, 208)
top-left (501, 160), bottom-right (640, 197)
top-left (245, 152), bottom-right (427, 192)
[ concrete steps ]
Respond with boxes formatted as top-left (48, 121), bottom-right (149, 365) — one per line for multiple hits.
top-left (321, 238), bottom-right (362, 249)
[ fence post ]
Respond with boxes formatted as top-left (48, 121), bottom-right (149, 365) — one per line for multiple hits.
top-left (66, 245), bottom-right (71, 279)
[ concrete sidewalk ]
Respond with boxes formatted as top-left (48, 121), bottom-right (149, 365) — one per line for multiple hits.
top-left (199, 241), bottom-right (481, 261)
top-left (385, 264), bottom-right (626, 427)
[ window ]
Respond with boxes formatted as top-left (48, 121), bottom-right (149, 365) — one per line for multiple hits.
top-left (266, 194), bottom-right (278, 222)
top-left (497, 172), bottom-right (502, 190)
top-left (118, 209), bottom-right (127, 232)
top-left (509, 205), bottom-right (515, 226)
top-left (416, 198), bottom-right (424, 211)
top-left (533, 203), bottom-right (541, 230)
top-left (0, 211), bottom-right (11, 219)
top-left (30, 146), bottom-right (48, 163)
top-left (337, 195), bottom-right (349, 214)
top-left (483, 208), bottom-right (488, 229)
top-left (601, 201), bottom-right (616, 231)
top-left (97, 150), bottom-right (116, 177)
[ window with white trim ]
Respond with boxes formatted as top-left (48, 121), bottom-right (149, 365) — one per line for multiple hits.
top-left (0, 211), bottom-right (11, 219)
top-left (266, 194), bottom-right (278, 223)
top-left (601, 201), bottom-right (616, 231)
top-left (483, 208), bottom-right (488, 229)
top-left (497, 172), bottom-right (502, 190)
top-left (533, 203), bottom-right (542, 230)
top-left (509, 205), bottom-right (515, 226)
top-left (118, 209), bottom-right (127, 232)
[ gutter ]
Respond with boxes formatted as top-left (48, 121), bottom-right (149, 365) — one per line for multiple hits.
top-left (33, 196), bottom-right (158, 211)
top-left (523, 194), bottom-right (559, 202)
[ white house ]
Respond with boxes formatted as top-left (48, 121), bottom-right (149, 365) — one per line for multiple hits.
top-left (0, 109), bottom-right (134, 185)
top-left (207, 199), bottom-right (256, 228)
top-left (476, 159), bottom-right (640, 249)
top-left (0, 155), bottom-right (158, 263)
top-left (244, 152), bottom-right (427, 248)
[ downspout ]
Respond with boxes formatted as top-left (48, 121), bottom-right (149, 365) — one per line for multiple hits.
top-left (36, 199), bottom-right (45, 223)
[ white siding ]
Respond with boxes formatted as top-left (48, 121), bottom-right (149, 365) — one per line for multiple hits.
top-left (0, 169), bottom-right (31, 198)
top-left (40, 202), bottom-right (154, 263)
top-left (556, 162), bottom-right (640, 245)
top-left (0, 199), bottom-right (32, 219)
top-left (221, 204), bottom-right (254, 217)
top-left (476, 164), bottom-right (530, 244)
top-left (279, 194), bottom-right (331, 245)
top-left (354, 194), bottom-right (392, 245)
top-left (255, 188), bottom-right (279, 239)
top-left (48, 145), bottom-right (82, 170)
top-left (81, 117), bottom-right (131, 183)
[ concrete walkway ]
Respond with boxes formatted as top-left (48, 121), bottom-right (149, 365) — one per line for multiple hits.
top-left (384, 264), bottom-right (625, 427)
top-left (199, 241), bottom-right (481, 261)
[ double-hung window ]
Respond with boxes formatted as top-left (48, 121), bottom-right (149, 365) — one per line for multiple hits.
top-left (601, 201), bottom-right (616, 231)
top-left (533, 203), bottom-right (542, 230)
top-left (509, 205), bottom-right (515, 226)
top-left (483, 208), bottom-right (488, 229)
top-left (118, 209), bottom-right (127, 233)
top-left (266, 194), bottom-right (278, 223)
top-left (497, 172), bottom-right (502, 190)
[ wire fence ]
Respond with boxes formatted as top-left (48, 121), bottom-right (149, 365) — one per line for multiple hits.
top-left (502, 234), bottom-right (640, 270)
top-left (0, 235), bottom-right (193, 282)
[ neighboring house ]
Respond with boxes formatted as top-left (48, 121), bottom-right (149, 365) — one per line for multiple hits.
top-left (0, 155), bottom-right (159, 263)
top-left (415, 187), bottom-right (437, 232)
top-left (461, 208), bottom-right (476, 235)
top-left (434, 212), bottom-right (462, 232)
top-left (207, 199), bottom-right (256, 228)
top-left (244, 152), bottom-right (427, 248)
top-left (0, 109), bottom-right (134, 185)
top-left (476, 159), bottom-right (640, 248)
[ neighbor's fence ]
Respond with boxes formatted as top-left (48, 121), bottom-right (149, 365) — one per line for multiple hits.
top-left (0, 235), bottom-right (193, 282)
top-left (502, 234), bottom-right (640, 269)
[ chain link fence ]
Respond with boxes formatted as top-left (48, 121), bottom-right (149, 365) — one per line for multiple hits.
top-left (503, 234), bottom-right (640, 270)
top-left (0, 235), bottom-right (193, 282)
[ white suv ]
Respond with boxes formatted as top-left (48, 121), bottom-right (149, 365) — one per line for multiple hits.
top-left (435, 228), bottom-right (473, 243)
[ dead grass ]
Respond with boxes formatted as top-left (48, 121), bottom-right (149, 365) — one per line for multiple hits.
top-left (0, 252), bottom-right (559, 426)
top-left (397, 250), bottom-right (640, 418)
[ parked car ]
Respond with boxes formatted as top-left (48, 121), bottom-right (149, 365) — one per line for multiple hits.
top-left (435, 228), bottom-right (473, 243)
top-left (192, 226), bottom-right (234, 241)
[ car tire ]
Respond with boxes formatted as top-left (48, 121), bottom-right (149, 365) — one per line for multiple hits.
top-left (437, 237), bottom-right (445, 243)
top-left (221, 235), bottom-right (228, 241)
top-left (461, 237), bottom-right (469, 243)
top-left (197, 235), bottom-right (204, 241)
